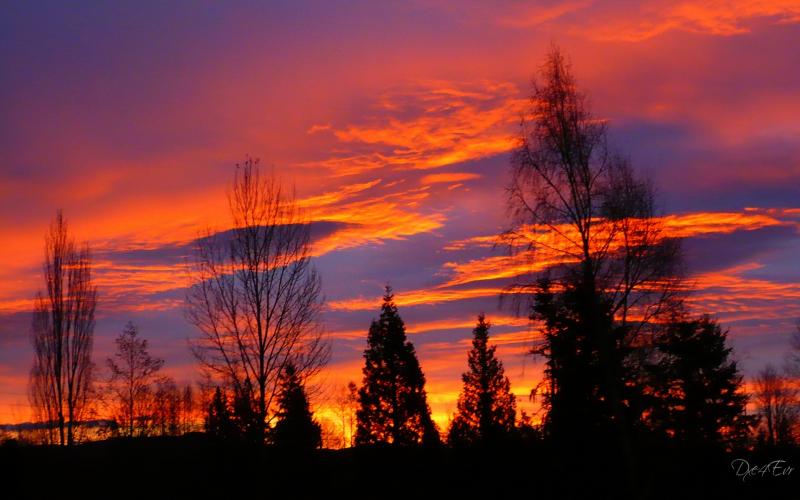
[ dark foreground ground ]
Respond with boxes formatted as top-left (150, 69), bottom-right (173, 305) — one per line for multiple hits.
top-left (1, 435), bottom-right (797, 499)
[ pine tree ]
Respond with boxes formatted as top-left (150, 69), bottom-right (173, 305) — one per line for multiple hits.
top-left (532, 278), bottom-right (631, 441)
top-left (356, 287), bottom-right (439, 445)
top-left (205, 387), bottom-right (235, 439)
top-left (646, 316), bottom-right (753, 446)
top-left (231, 381), bottom-right (263, 443)
top-left (448, 315), bottom-right (517, 446)
top-left (272, 364), bottom-right (321, 450)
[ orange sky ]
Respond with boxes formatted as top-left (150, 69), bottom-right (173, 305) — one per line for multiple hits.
top-left (1, 1), bottom-right (799, 428)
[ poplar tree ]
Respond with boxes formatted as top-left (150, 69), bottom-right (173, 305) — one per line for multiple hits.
top-left (356, 287), bottom-right (439, 445)
top-left (29, 210), bottom-right (97, 445)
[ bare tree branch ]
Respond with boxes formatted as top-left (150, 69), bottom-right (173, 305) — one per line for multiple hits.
top-left (186, 159), bottom-right (329, 440)
top-left (29, 210), bottom-right (96, 446)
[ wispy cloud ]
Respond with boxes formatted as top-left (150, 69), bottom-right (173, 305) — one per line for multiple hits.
top-left (432, 0), bottom-right (800, 41)
top-left (593, 1), bottom-right (800, 42)
top-left (420, 172), bottom-right (482, 185)
top-left (305, 80), bottom-right (524, 176)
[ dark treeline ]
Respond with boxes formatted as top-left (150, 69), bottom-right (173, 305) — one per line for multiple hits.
top-left (3, 46), bottom-right (800, 498)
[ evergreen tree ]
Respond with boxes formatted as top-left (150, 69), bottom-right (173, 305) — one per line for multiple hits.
top-left (646, 316), bottom-right (753, 446)
top-left (532, 278), bottom-right (640, 442)
top-left (448, 315), bottom-right (517, 446)
top-left (231, 381), bottom-right (264, 444)
top-left (205, 387), bottom-right (235, 439)
top-left (356, 287), bottom-right (439, 445)
top-left (272, 364), bottom-right (321, 450)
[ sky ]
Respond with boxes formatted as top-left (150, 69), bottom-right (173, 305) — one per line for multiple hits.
top-left (1, 0), bottom-right (799, 428)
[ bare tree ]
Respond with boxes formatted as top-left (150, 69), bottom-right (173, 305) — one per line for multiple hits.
top-left (29, 210), bottom-right (97, 446)
top-left (186, 159), bottom-right (329, 441)
top-left (505, 46), bottom-right (683, 327)
top-left (785, 320), bottom-right (800, 377)
top-left (754, 365), bottom-right (798, 447)
top-left (151, 377), bottom-right (181, 436)
top-left (106, 322), bottom-right (164, 437)
top-left (504, 46), bottom-right (685, 493)
top-left (333, 381), bottom-right (358, 448)
top-left (181, 384), bottom-right (195, 434)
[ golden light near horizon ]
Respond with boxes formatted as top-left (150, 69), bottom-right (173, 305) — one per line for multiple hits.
top-left (1, 1), bottom-right (799, 456)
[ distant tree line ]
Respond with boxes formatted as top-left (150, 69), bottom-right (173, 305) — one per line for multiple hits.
top-left (104, 321), bottom-right (196, 438)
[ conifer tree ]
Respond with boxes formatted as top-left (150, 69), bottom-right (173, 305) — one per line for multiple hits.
top-left (356, 287), bottom-right (439, 445)
top-left (532, 278), bottom-right (632, 441)
top-left (448, 315), bottom-right (517, 446)
top-left (231, 381), bottom-right (263, 443)
top-left (272, 364), bottom-right (321, 450)
top-left (646, 316), bottom-right (753, 446)
top-left (205, 387), bottom-right (235, 439)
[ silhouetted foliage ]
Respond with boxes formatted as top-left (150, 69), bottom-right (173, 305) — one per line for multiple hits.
top-left (152, 377), bottom-right (181, 436)
top-left (205, 387), bottom-right (235, 439)
top-left (515, 410), bottom-right (541, 444)
top-left (448, 315), bottom-right (516, 446)
top-left (506, 46), bottom-right (687, 449)
top-left (272, 364), bottom-right (321, 450)
top-left (181, 384), bottom-right (196, 434)
top-left (186, 158), bottom-right (330, 443)
top-left (230, 381), bottom-right (264, 443)
top-left (753, 365), bottom-right (798, 447)
top-left (356, 287), bottom-right (439, 446)
top-left (29, 210), bottom-right (97, 446)
top-left (333, 381), bottom-right (359, 448)
top-left (646, 316), bottom-right (753, 447)
top-left (106, 322), bottom-right (165, 437)
top-left (506, 46), bottom-right (684, 326)
top-left (505, 46), bottom-right (687, 494)
top-left (532, 278), bottom-right (643, 442)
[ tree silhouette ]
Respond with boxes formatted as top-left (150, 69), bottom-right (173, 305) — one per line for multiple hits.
top-left (753, 365), bottom-right (798, 447)
top-left (646, 316), bottom-right (752, 446)
top-left (181, 384), bottom-right (195, 434)
top-left (505, 46), bottom-right (683, 328)
top-left (503, 46), bottom-right (684, 488)
top-left (205, 387), bottom-right (235, 439)
top-left (531, 278), bottom-right (632, 441)
top-left (106, 322), bottom-right (164, 437)
top-left (151, 377), bottom-right (181, 436)
top-left (333, 381), bottom-right (358, 447)
top-left (356, 287), bottom-right (439, 446)
top-left (29, 210), bottom-right (97, 446)
top-left (272, 364), bottom-right (321, 450)
top-left (230, 380), bottom-right (263, 443)
top-left (187, 158), bottom-right (330, 443)
top-left (448, 315), bottom-right (516, 446)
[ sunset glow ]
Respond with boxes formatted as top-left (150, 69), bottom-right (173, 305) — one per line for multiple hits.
top-left (1, 1), bottom-right (799, 436)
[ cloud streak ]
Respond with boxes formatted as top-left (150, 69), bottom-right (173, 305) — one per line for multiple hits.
top-left (305, 80), bottom-right (524, 176)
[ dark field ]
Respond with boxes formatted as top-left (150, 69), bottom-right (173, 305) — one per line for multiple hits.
top-left (2, 436), bottom-right (797, 499)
